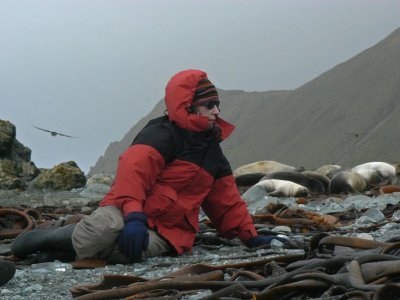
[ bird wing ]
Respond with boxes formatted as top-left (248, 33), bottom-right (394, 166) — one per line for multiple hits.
top-left (32, 125), bottom-right (53, 133)
top-left (57, 132), bottom-right (78, 138)
top-left (33, 125), bottom-right (78, 138)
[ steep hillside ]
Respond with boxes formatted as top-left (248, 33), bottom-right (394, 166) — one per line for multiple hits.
top-left (224, 27), bottom-right (400, 169)
top-left (89, 28), bottom-right (400, 175)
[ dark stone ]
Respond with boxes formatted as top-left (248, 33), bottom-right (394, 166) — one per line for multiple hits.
top-left (0, 120), bottom-right (16, 157)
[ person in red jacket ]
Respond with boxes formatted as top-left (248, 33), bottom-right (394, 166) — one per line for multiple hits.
top-left (12, 69), bottom-right (286, 263)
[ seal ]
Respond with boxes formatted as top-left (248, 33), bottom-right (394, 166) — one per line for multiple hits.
top-left (256, 179), bottom-right (309, 197)
top-left (260, 171), bottom-right (325, 194)
top-left (235, 172), bottom-right (265, 187)
top-left (315, 164), bottom-right (342, 178)
top-left (394, 163), bottom-right (400, 175)
top-left (329, 170), bottom-right (367, 194)
top-left (351, 161), bottom-right (398, 185)
top-left (233, 160), bottom-right (302, 178)
top-left (302, 171), bottom-right (330, 193)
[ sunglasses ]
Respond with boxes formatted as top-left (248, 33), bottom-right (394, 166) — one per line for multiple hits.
top-left (199, 100), bottom-right (220, 110)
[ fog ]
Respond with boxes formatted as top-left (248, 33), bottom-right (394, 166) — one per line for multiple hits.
top-left (2, 0), bottom-right (400, 174)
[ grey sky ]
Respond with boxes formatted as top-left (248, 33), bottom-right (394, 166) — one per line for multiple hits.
top-left (2, 0), bottom-right (400, 174)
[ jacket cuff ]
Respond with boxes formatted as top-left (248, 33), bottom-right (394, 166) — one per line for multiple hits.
top-left (122, 201), bottom-right (143, 216)
top-left (125, 211), bottom-right (148, 224)
top-left (238, 227), bottom-right (257, 241)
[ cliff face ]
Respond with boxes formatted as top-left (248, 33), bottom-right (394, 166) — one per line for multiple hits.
top-left (89, 28), bottom-right (400, 176)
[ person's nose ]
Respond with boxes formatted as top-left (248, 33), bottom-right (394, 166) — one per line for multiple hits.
top-left (211, 105), bottom-right (220, 115)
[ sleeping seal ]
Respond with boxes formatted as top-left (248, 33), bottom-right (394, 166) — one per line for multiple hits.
top-left (315, 164), bottom-right (343, 178)
top-left (235, 173), bottom-right (266, 187)
top-left (329, 170), bottom-right (367, 194)
top-left (351, 161), bottom-right (398, 185)
top-left (301, 170), bottom-right (330, 192)
top-left (260, 171), bottom-right (325, 194)
top-left (233, 160), bottom-right (301, 177)
top-left (256, 179), bottom-right (309, 197)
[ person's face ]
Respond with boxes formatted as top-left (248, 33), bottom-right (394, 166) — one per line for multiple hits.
top-left (196, 101), bottom-right (220, 121)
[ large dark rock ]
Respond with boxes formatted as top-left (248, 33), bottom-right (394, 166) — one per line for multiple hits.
top-left (0, 120), bottom-right (39, 190)
top-left (0, 159), bottom-right (22, 189)
top-left (11, 139), bottom-right (32, 162)
top-left (0, 120), bottom-right (16, 156)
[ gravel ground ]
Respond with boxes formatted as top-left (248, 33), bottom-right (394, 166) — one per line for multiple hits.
top-left (1, 243), bottom-right (303, 300)
top-left (2, 188), bottom-right (400, 299)
top-left (0, 188), bottom-right (304, 299)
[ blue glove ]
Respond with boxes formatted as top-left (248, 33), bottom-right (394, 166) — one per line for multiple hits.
top-left (117, 212), bottom-right (149, 261)
top-left (243, 235), bottom-right (288, 248)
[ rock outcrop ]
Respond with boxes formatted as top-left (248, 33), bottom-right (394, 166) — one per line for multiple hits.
top-left (0, 120), bottom-right (39, 189)
top-left (0, 120), bottom-right (86, 191)
top-left (30, 161), bottom-right (86, 191)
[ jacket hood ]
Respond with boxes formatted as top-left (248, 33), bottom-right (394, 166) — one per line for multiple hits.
top-left (165, 69), bottom-right (234, 140)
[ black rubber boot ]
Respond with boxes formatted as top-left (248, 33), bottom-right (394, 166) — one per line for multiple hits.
top-left (0, 260), bottom-right (16, 286)
top-left (11, 224), bottom-right (76, 260)
top-left (35, 249), bottom-right (76, 263)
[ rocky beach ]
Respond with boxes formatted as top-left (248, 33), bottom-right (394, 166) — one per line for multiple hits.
top-left (2, 2), bottom-right (400, 298)
top-left (2, 119), bottom-right (400, 299)
top-left (2, 176), bottom-right (400, 299)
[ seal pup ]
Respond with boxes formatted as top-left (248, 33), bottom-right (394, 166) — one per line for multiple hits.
top-left (351, 161), bottom-right (398, 185)
top-left (315, 164), bottom-right (343, 178)
top-left (329, 170), bottom-right (367, 194)
top-left (256, 179), bottom-right (309, 197)
top-left (260, 171), bottom-right (325, 194)
top-left (394, 163), bottom-right (400, 175)
top-left (233, 160), bottom-right (301, 178)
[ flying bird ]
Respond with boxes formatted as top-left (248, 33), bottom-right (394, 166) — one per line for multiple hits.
top-left (32, 125), bottom-right (78, 138)
top-left (346, 132), bottom-right (365, 138)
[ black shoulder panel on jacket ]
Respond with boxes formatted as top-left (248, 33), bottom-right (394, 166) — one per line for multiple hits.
top-left (190, 142), bottom-right (232, 178)
top-left (131, 117), bottom-right (181, 164)
top-left (215, 154), bottom-right (233, 179)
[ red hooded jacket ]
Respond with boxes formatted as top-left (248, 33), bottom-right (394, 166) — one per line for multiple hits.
top-left (100, 69), bottom-right (257, 254)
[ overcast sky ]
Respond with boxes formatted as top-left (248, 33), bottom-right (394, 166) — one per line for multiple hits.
top-left (2, 0), bottom-right (400, 174)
